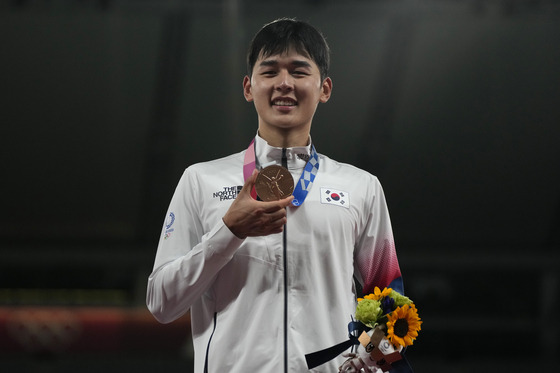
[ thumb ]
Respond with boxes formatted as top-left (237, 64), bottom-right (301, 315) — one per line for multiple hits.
top-left (239, 169), bottom-right (258, 199)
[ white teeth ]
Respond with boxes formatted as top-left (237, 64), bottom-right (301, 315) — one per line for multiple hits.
top-left (273, 100), bottom-right (296, 106)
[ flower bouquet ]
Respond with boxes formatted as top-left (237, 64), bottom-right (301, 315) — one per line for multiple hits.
top-left (339, 287), bottom-right (422, 372)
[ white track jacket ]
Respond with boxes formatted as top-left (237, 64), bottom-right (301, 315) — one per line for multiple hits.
top-left (147, 135), bottom-right (403, 372)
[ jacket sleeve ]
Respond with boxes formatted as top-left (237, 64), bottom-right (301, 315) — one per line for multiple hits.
top-left (146, 167), bottom-right (244, 323)
top-left (354, 176), bottom-right (403, 295)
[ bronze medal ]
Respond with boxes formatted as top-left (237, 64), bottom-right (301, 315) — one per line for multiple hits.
top-left (255, 165), bottom-right (294, 201)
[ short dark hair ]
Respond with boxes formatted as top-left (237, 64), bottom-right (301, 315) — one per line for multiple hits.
top-left (246, 18), bottom-right (330, 81)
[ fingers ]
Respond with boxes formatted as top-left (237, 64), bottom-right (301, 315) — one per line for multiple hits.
top-left (237, 200), bottom-right (290, 237)
top-left (278, 194), bottom-right (295, 207)
top-left (260, 195), bottom-right (294, 212)
top-left (222, 169), bottom-right (294, 238)
top-left (239, 214), bottom-right (285, 237)
top-left (222, 194), bottom-right (290, 239)
top-left (261, 207), bottom-right (288, 228)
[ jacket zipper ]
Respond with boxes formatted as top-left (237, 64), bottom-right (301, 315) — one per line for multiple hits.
top-left (204, 312), bottom-right (217, 373)
top-left (283, 225), bottom-right (288, 373)
top-left (282, 148), bottom-right (288, 373)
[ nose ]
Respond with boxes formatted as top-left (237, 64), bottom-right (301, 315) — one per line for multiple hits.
top-left (275, 71), bottom-right (294, 92)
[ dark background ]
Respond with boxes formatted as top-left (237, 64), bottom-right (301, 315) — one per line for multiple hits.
top-left (1, 0), bottom-right (559, 372)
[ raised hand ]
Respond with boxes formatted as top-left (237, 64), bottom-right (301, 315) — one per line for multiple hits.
top-left (222, 170), bottom-right (294, 239)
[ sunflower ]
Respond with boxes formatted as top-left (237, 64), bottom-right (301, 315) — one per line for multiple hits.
top-left (358, 286), bottom-right (393, 302)
top-left (372, 286), bottom-right (393, 300)
top-left (386, 303), bottom-right (422, 347)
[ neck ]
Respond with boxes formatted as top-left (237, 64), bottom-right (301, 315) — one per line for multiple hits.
top-left (258, 126), bottom-right (310, 148)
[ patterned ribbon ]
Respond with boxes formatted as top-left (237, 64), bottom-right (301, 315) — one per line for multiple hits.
top-left (243, 138), bottom-right (319, 206)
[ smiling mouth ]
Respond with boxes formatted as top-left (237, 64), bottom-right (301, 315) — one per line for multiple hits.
top-left (272, 99), bottom-right (297, 106)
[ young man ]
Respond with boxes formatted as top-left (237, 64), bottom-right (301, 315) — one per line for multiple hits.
top-left (147, 18), bottom-right (407, 372)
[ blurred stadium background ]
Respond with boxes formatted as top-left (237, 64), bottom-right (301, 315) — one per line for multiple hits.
top-left (1, 0), bottom-right (559, 372)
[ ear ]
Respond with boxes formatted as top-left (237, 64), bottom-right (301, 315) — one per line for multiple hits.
top-left (243, 75), bottom-right (253, 102)
top-left (319, 77), bottom-right (333, 103)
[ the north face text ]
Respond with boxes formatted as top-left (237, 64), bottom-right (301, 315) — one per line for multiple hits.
top-left (213, 186), bottom-right (243, 201)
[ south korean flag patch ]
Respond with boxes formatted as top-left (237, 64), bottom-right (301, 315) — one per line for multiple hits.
top-left (320, 187), bottom-right (349, 208)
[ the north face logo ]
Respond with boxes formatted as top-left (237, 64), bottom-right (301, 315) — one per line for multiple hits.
top-left (213, 186), bottom-right (243, 201)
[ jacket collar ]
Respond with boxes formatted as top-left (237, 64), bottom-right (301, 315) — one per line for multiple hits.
top-left (254, 133), bottom-right (312, 171)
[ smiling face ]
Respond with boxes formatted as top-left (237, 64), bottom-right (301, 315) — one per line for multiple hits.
top-left (243, 48), bottom-right (332, 147)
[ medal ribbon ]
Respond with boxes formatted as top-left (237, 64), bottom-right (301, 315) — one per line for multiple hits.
top-left (243, 139), bottom-right (258, 200)
top-left (243, 138), bottom-right (319, 206)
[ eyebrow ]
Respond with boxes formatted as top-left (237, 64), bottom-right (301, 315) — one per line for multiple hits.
top-left (258, 59), bottom-right (312, 68)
